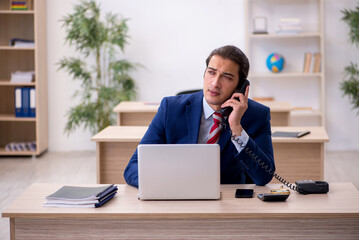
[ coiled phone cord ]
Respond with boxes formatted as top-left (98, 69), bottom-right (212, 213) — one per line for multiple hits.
top-left (224, 124), bottom-right (304, 193)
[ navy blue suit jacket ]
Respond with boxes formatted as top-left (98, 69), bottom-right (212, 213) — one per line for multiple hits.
top-left (124, 91), bottom-right (275, 187)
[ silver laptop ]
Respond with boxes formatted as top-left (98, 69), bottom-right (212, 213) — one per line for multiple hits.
top-left (138, 144), bottom-right (220, 200)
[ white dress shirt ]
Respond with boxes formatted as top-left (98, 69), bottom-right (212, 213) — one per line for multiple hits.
top-left (197, 97), bottom-right (249, 153)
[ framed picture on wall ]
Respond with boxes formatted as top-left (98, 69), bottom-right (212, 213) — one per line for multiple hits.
top-left (253, 16), bottom-right (268, 34)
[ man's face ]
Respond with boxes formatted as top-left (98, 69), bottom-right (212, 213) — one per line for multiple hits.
top-left (203, 55), bottom-right (239, 111)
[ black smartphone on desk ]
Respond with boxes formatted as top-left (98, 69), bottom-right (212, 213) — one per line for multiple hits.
top-left (235, 189), bottom-right (254, 198)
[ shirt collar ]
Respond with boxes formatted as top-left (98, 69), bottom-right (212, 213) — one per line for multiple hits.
top-left (202, 96), bottom-right (216, 119)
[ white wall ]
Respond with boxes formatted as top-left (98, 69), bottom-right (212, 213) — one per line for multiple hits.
top-left (47, 0), bottom-right (359, 151)
top-left (325, 0), bottom-right (359, 150)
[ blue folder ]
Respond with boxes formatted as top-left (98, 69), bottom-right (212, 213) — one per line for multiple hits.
top-left (22, 87), bottom-right (30, 117)
top-left (15, 87), bottom-right (23, 117)
top-left (29, 87), bottom-right (36, 117)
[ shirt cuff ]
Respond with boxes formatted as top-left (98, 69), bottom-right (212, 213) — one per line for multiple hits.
top-left (231, 129), bottom-right (249, 153)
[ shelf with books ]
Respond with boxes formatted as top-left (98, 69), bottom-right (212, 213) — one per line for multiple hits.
top-left (0, 0), bottom-right (47, 156)
top-left (0, 0), bottom-right (34, 11)
top-left (0, 121), bottom-right (37, 154)
top-left (245, 0), bottom-right (325, 126)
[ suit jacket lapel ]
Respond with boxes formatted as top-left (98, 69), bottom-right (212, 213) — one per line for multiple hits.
top-left (186, 92), bottom-right (203, 144)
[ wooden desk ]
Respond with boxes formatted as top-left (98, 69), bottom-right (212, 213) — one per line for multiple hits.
top-left (272, 126), bottom-right (329, 183)
top-left (92, 126), bottom-right (147, 184)
top-left (113, 101), bottom-right (159, 126)
top-left (113, 101), bottom-right (292, 126)
top-left (2, 183), bottom-right (359, 240)
top-left (259, 101), bottom-right (292, 126)
top-left (92, 126), bottom-right (328, 184)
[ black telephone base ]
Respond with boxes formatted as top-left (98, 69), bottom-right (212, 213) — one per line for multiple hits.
top-left (295, 180), bottom-right (329, 194)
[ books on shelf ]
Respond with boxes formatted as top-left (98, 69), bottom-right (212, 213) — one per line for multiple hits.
top-left (276, 18), bottom-right (302, 34)
top-left (312, 53), bottom-right (322, 73)
top-left (303, 53), bottom-right (312, 73)
top-left (10, 1), bottom-right (28, 10)
top-left (44, 184), bottom-right (118, 208)
top-left (11, 71), bottom-right (34, 83)
top-left (303, 52), bottom-right (321, 73)
top-left (15, 87), bottom-right (36, 117)
top-left (5, 141), bottom-right (36, 152)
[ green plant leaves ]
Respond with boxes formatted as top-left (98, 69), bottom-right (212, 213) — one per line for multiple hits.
top-left (341, 62), bottom-right (359, 114)
top-left (341, 4), bottom-right (359, 114)
top-left (341, 5), bottom-right (359, 47)
top-left (58, 0), bottom-right (140, 135)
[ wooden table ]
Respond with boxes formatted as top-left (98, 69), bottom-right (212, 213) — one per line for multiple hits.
top-left (91, 126), bottom-right (328, 184)
top-left (113, 101), bottom-right (293, 126)
top-left (271, 126), bottom-right (329, 183)
top-left (92, 126), bottom-right (147, 184)
top-left (2, 183), bottom-right (359, 240)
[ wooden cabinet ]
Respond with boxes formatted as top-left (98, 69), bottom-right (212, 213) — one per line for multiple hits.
top-left (245, 0), bottom-right (325, 126)
top-left (0, 0), bottom-right (47, 155)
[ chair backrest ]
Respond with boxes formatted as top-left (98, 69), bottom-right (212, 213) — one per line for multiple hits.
top-left (176, 89), bottom-right (202, 96)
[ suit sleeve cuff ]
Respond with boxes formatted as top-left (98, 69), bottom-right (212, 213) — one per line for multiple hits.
top-left (231, 129), bottom-right (249, 153)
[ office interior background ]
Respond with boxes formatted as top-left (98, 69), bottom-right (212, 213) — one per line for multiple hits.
top-left (47, 0), bottom-right (359, 152)
top-left (1, 0), bottom-right (359, 238)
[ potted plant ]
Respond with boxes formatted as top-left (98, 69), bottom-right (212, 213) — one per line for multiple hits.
top-left (341, 4), bottom-right (359, 114)
top-left (58, 0), bottom-right (140, 134)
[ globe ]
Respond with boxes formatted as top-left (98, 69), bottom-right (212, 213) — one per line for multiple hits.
top-left (266, 53), bottom-right (285, 73)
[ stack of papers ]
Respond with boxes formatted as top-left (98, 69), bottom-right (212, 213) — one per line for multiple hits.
top-left (276, 18), bottom-right (302, 34)
top-left (10, 38), bottom-right (34, 47)
top-left (44, 184), bottom-right (118, 208)
top-left (10, 71), bottom-right (35, 83)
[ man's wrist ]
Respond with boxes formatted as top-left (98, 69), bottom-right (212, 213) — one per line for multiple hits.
top-left (231, 129), bottom-right (249, 148)
top-left (231, 125), bottom-right (243, 137)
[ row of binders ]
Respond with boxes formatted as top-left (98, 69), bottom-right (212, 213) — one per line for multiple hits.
top-left (44, 184), bottom-right (118, 208)
top-left (303, 52), bottom-right (321, 73)
top-left (15, 87), bottom-right (36, 117)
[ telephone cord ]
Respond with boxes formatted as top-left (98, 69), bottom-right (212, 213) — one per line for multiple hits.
top-left (224, 125), bottom-right (304, 193)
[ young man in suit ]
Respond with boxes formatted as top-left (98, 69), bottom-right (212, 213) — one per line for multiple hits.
top-left (124, 45), bottom-right (275, 187)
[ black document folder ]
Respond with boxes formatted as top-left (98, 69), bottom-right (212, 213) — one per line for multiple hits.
top-left (272, 131), bottom-right (311, 138)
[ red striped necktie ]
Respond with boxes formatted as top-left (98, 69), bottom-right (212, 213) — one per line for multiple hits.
top-left (207, 112), bottom-right (223, 144)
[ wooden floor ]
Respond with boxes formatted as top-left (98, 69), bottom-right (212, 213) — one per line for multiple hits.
top-left (0, 150), bottom-right (358, 239)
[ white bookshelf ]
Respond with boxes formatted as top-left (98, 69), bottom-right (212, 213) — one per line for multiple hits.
top-left (245, 0), bottom-right (325, 126)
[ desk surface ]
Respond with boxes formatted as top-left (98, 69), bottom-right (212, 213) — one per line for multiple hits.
top-left (3, 183), bottom-right (359, 219)
top-left (113, 101), bottom-right (293, 113)
top-left (91, 126), bottom-right (329, 143)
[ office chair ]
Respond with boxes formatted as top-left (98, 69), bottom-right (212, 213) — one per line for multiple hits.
top-left (176, 89), bottom-right (202, 95)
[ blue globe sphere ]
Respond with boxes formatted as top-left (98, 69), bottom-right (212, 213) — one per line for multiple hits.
top-left (266, 53), bottom-right (285, 73)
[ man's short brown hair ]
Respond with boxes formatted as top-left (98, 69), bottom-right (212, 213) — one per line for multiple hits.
top-left (206, 45), bottom-right (250, 89)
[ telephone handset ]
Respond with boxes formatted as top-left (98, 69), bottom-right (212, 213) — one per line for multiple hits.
top-left (220, 79), bottom-right (250, 117)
